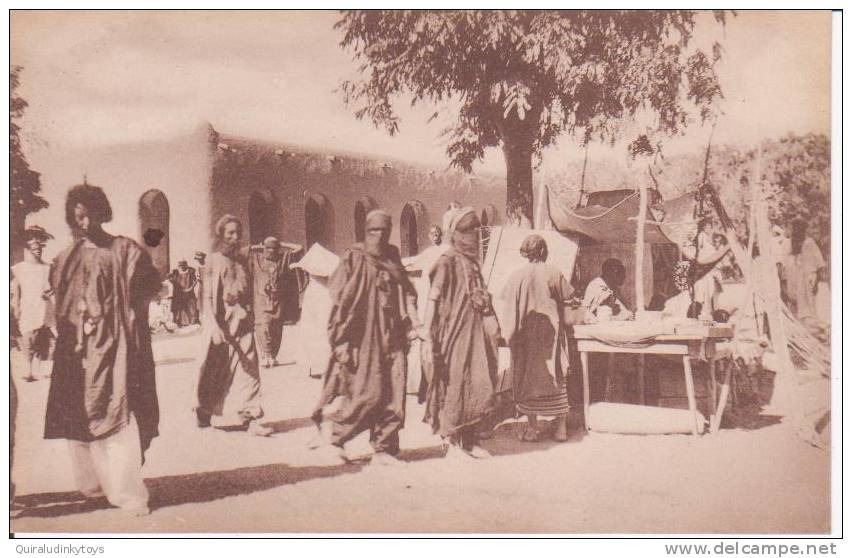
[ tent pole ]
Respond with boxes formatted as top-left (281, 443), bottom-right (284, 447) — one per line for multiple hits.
top-left (635, 185), bottom-right (648, 312)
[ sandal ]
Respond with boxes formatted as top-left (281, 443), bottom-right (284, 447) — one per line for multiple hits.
top-left (519, 427), bottom-right (541, 442)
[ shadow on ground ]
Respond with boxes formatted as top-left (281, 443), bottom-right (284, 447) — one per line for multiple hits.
top-left (13, 460), bottom-right (363, 519)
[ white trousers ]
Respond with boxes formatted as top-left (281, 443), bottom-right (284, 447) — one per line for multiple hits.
top-left (67, 413), bottom-right (149, 511)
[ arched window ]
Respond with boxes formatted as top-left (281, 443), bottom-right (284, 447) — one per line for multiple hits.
top-left (305, 193), bottom-right (334, 250)
top-left (399, 200), bottom-right (426, 257)
top-left (139, 189), bottom-right (170, 278)
top-left (480, 203), bottom-right (499, 227)
top-left (248, 190), bottom-right (275, 245)
top-left (353, 195), bottom-right (378, 243)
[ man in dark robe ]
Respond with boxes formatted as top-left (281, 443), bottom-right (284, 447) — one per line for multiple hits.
top-left (422, 207), bottom-right (500, 460)
top-left (244, 237), bottom-right (304, 368)
top-left (313, 210), bottom-right (420, 466)
top-left (170, 260), bottom-right (199, 326)
top-left (45, 183), bottom-right (161, 516)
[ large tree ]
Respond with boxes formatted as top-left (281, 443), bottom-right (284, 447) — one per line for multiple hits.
top-left (11, 65), bottom-right (48, 257)
top-left (337, 10), bottom-right (729, 225)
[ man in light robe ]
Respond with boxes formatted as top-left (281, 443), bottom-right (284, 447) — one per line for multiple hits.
top-left (501, 234), bottom-right (574, 442)
top-left (780, 219), bottom-right (825, 325)
top-left (582, 259), bottom-right (632, 323)
top-left (313, 210), bottom-right (420, 466)
top-left (194, 251), bottom-right (206, 319)
top-left (245, 237), bottom-right (304, 368)
top-left (11, 236), bottom-right (54, 382)
top-left (45, 183), bottom-right (161, 516)
top-left (292, 243), bottom-right (339, 379)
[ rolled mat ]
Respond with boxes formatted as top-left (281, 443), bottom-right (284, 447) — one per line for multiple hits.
top-left (587, 402), bottom-right (706, 435)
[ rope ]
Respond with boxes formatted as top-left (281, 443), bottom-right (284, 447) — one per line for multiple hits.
top-left (555, 190), bottom-right (639, 221)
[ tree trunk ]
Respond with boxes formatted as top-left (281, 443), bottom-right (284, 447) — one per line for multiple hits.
top-left (502, 138), bottom-right (534, 229)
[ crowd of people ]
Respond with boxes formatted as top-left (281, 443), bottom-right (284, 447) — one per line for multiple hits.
top-left (10, 181), bottom-right (831, 517)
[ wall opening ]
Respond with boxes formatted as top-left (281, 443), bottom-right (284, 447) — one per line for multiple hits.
top-left (354, 196), bottom-right (378, 243)
top-left (480, 204), bottom-right (499, 227)
top-left (480, 203), bottom-right (500, 260)
top-left (399, 200), bottom-right (426, 257)
top-left (248, 190), bottom-right (275, 245)
top-left (139, 189), bottom-right (170, 278)
top-left (305, 193), bottom-right (334, 250)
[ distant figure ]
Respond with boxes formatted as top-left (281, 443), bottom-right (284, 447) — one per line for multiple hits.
top-left (170, 260), bottom-right (199, 327)
top-left (194, 251), bottom-right (206, 318)
top-left (780, 219), bottom-right (825, 324)
top-left (195, 215), bottom-right (272, 437)
top-left (11, 236), bottom-right (54, 382)
top-left (582, 259), bottom-right (632, 323)
top-left (405, 222), bottom-right (451, 397)
top-left (148, 279), bottom-right (177, 333)
top-left (815, 265), bottom-right (830, 328)
top-left (681, 220), bottom-right (731, 320)
top-left (45, 183), bottom-right (161, 516)
top-left (422, 207), bottom-right (500, 460)
top-left (244, 236), bottom-right (304, 368)
top-left (500, 234), bottom-right (574, 442)
top-left (313, 210), bottom-right (420, 466)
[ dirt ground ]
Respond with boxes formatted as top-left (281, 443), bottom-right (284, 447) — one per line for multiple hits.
top-left (10, 327), bottom-right (830, 534)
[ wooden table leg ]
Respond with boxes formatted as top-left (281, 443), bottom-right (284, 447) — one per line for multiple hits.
top-left (711, 360), bottom-right (733, 434)
top-left (605, 353), bottom-right (615, 401)
top-left (708, 358), bottom-right (718, 425)
top-left (682, 355), bottom-right (700, 435)
top-left (638, 354), bottom-right (646, 405)
top-left (581, 351), bottom-right (590, 431)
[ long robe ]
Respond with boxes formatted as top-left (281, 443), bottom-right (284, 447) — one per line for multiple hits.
top-left (171, 267), bottom-right (199, 326)
top-left (319, 244), bottom-right (417, 453)
top-left (424, 248), bottom-right (499, 436)
top-left (501, 262), bottom-right (573, 415)
top-left (44, 236), bottom-right (161, 457)
top-left (781, 238), bottom-right (825, 322)
top-left (299, 275), bottom-right (333, 377)
top-left (244, 246), bottom-right (303, 359)
top-left (195, 251), bottom-right (263, 424)
top-left (405, 243), bottom-right (450, 397)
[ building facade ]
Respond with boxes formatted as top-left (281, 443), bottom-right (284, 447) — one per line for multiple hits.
top-left (27, 123), bottom-right (505, 276)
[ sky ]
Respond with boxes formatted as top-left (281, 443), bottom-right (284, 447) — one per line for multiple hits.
top-left (11, 10), bottom-right (832, 175)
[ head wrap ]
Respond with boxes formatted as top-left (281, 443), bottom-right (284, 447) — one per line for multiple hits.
top-left (520, 234), bottom-right (548, 262)
top-left (363, 209), bottom-right (392, 257)
top-left (178, 259), bottom-right (188, 266)
top-left (194, 251), bottom-right (206, 260)
top-left (449, 207), bottom-right (480, 261)
top-left (263, 236), bottom-right (280, 248)
top-left (365, 209), bottom-right (392, 231)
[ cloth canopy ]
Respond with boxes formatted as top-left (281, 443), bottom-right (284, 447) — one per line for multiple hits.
top-left (547, 188), bottom-right (697, 246)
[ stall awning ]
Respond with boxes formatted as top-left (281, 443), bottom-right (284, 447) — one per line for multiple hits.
top-left (547, 188), bottom-right (698, 246)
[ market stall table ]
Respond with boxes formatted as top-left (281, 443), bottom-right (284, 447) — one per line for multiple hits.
top-left (570, 323), bottom-right (734, 435)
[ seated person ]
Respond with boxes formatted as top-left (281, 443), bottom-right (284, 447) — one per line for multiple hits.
top-left (582, 258), bottom-right (633, 322)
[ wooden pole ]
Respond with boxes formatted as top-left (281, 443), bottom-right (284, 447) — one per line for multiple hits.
top-left (634, 185), bottom-right (648, 312)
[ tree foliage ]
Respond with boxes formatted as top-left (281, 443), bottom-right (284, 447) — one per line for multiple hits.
top-left (11, 65), bottom-right (48, 249)
top-left (336, 10), bottom-right (729, 222)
